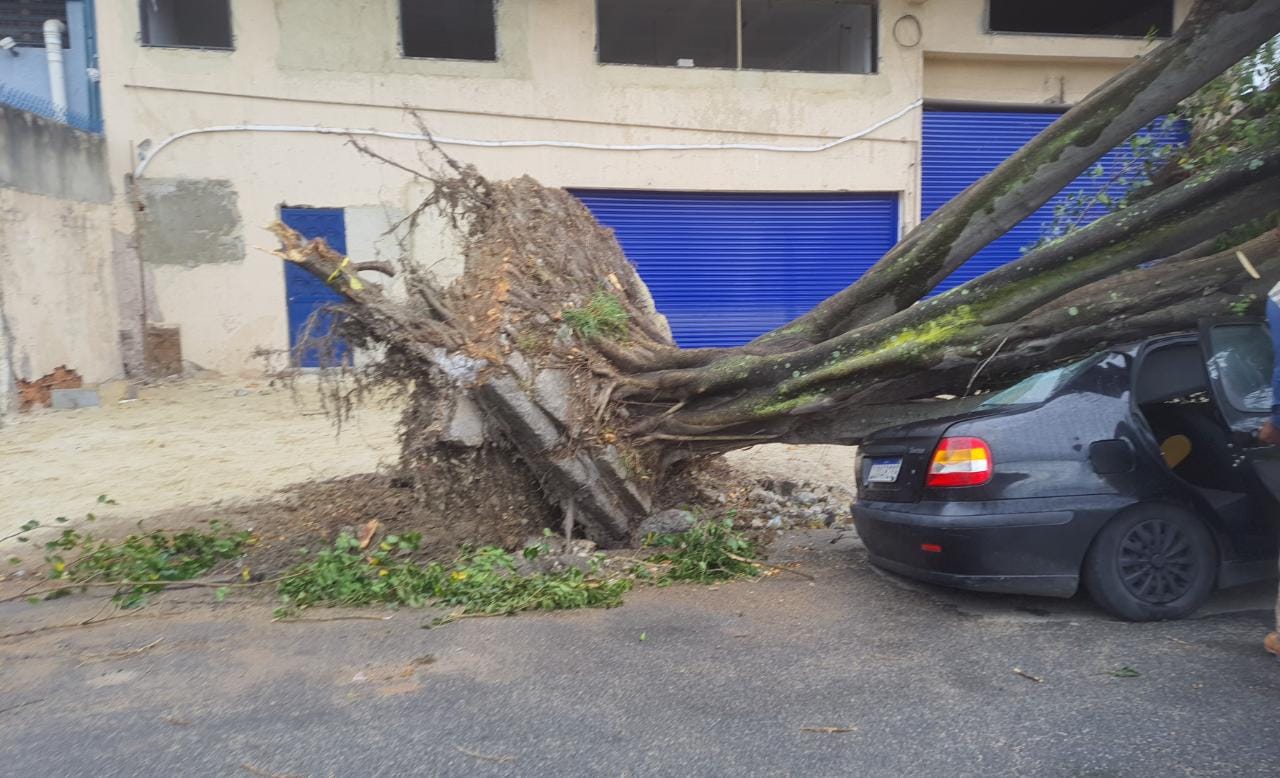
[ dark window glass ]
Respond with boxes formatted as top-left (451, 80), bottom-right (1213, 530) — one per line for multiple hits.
top-left (1207, 324), bottom-right (1273, 414)
top-left (401, 0), bottom-right (497, 60)
top-left (598, 0), bottom-right (876, 73)
top-left (140, 0), bottom-right (233, 49)
top-left (0, 0), bottom-right (68, 47)
top-left (741, 0), bottom-right (876, 74)
top-left (597, 0), bottom-right (737, 69)
top-left (988, 0), bottom-right (1174, 38)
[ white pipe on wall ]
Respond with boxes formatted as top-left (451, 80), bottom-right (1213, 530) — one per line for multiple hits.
top-left (43, 19), bottom-right (67, 119)
top-left (132, 99), bottom-right (924, 177)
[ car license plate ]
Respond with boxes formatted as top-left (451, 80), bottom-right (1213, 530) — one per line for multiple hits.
top-left (866, 457), bottom-right (902, 484)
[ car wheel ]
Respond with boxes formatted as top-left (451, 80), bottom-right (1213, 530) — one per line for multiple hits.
top-left (1082, 503), bottom-right (1216, 621)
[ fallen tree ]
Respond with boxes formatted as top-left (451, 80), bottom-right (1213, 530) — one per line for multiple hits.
top-left (273, 0), bottom-right (1280, 547)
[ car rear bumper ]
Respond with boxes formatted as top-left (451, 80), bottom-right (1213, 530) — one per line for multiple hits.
top-left (851, 495), bottom-right (1132, 598)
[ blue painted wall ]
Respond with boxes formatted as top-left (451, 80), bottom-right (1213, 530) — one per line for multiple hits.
top-left (0, 1), bottom-right (98, 131)
top-left (922, 110), bottom-right (1188, 293)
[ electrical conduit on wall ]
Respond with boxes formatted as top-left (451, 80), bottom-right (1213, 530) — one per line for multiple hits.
top-left (130, 99), bottom-right (924, 177)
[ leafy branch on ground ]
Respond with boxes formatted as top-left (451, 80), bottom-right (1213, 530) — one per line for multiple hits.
top-left (275, 532), bottom-right (632, 619)
top-left (6, 503), bottom-right (254, 608)
top-left (10, 506), bottom-right (761, 620)
top-left (640, 517), bottom-right (760, 584)
top-left (275, 517), bottom-right (760, 619)
top-left (1, 493), bottom-right (116, 547)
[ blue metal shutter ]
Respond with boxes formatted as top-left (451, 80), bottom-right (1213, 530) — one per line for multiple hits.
top-left (922, 110), bottom-right (1187, 293)
top-left (280, 207), bottom-right (348, 367)
top-left (572, 190), bottom-right (899, 348)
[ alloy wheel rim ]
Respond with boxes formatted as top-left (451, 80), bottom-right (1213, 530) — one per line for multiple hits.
top-left (1118, 518), bottom-right (1196, 604)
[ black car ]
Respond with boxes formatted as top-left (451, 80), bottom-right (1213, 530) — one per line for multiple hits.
top-left (851, 321), bottom-right (1280, 621)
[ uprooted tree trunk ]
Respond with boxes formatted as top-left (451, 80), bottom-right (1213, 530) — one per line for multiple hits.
top-left (273, 0), bottom-right (1280, 547)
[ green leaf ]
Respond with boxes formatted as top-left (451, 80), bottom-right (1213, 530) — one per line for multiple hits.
top-left (214, 586), bottom-right (230, 602)
top-left (1108, 666), bottom-right (1141, 678)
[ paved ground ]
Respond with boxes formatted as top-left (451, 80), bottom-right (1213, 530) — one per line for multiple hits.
top-left (2, 530), bottom-right (1275, 777)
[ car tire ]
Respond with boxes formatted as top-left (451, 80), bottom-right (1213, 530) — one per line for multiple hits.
top-left (1082, 503), bottom-right (1216, 621)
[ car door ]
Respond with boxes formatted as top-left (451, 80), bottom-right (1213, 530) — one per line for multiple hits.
top-left (1200, 321), bottom-right (1273, 433)
top-left (1199, 321), bottom-right (1280, 561)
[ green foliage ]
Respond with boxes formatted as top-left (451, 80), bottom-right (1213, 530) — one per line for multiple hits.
top-left (1228, 292), bottom-right (1258, 316)
top-left (1174, 36), bottom-right (1279, 171)
top-left (1038, 36), bottom-right (1279, 248)
top-left (275, 533), bottom-right (632, 619)
top-left (276, 532), bottom-right (436, 612)
top-left (429, 545), bottom-right (631, 616)
top-left (562, 291), bottom-right (629, 340)
top-left (278, 517), bottom-right (760, 619)
top-left (42, 521), bottom-right (252, 608)
top-left (642, 518), bottom-right (759, 584)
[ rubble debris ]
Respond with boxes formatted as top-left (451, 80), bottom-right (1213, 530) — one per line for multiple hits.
top-left (636, 509), bottom-right (696, 539)
top-left (683, 464), bottom-right (854, 532)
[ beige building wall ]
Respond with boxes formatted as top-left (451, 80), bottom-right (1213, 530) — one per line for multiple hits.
top-left (95, 0), bottom-right (1168, 375)
top-left (0, 108), bottom-right (121, 413)
top-left (0, 189), bottom-right (119, 394)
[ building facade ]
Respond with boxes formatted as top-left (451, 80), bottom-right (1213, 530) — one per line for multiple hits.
top-left (4, 0), bottom-right (1189, 388)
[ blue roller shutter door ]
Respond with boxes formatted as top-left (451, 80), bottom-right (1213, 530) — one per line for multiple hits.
top-left (572, 190), bottom-right (899, 348)
top-left (280, 207), bottom-right (349, 367)
top-left (922, 110), bottom-right (1187, 293)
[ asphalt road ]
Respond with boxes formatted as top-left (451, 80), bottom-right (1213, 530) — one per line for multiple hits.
top-left (1, 530), bottom-right (1276, 777)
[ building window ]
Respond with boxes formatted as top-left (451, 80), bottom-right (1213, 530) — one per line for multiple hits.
top-left (0, 1), bottom-right (68, 47)
top-left (597, 0), bottom-right (877, 74)
top-left (987, 0), bottom-right (1174, 38)
top-left (401, 0), bottom-right (497, 61)
top-left (140, 0), bottom-right (233, 49)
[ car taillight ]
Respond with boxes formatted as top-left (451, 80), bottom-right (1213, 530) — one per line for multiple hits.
top-left (926, 436), bottom-right (993, 488)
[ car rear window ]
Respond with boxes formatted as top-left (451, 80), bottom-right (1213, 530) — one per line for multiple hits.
top-left (979, 354), bottom-right (1102, 408)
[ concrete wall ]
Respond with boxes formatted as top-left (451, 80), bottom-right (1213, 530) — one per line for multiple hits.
top-left (93, 0), bottom-right (1173, 375)
top-left (0, 1), bottom-right (95, 122)
top-left (0, 101), bottom-right (108, 200)
top-left (0, 105), bottom-right (119, 414)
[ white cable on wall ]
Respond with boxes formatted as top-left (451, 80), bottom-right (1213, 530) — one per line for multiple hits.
top-left (132, 99), bottom-right (923, 177)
